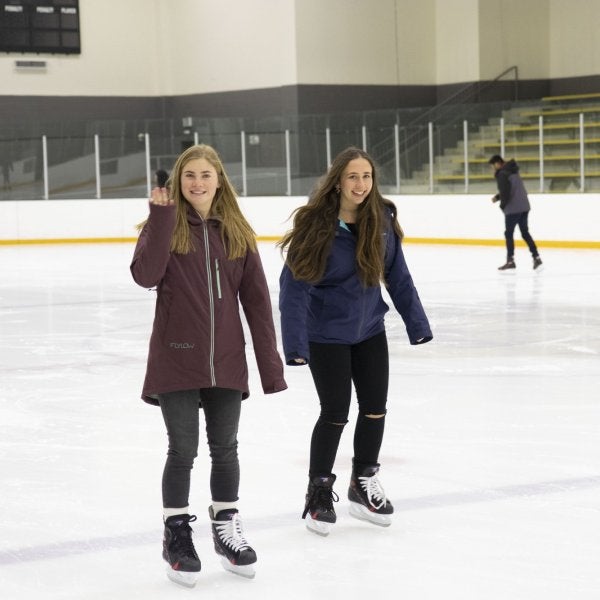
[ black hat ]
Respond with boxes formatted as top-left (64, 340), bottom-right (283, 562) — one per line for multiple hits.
top-left (488, 154), bottom-right (504, 165)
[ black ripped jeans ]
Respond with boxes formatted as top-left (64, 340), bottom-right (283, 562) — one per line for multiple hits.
top-left (158, 387), bottom-right (242, 508)
top-left (308, 331), bottom-right (389, 477)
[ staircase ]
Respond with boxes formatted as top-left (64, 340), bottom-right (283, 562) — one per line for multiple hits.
top-left (404, 92), bottom-right (600, 193)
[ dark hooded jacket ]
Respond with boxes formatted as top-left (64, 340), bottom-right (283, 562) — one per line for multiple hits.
top-left (131, 202), bottom-right (287, 404)
top-left (279, 209), bottom-right (432, 365)
top-left (494, 159), bottom-right (531, 215)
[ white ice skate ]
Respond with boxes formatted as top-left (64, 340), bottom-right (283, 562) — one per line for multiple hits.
top-left (348, 467), bottom-right (393, 527)
top-left (210, 506), bottom-right (257, 579)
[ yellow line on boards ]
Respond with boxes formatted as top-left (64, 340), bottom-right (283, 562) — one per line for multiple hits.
top-left (1, 236), bottom-right (599, 249)
top-left (0, 237), bottom-right (139, 245)
top-left (257, 236), bottom-right (281, 242)
top-left (403, 238), bottom-right (600, 249)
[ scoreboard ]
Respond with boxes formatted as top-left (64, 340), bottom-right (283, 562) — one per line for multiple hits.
top-left (0, 0), bottom-right (80, 54)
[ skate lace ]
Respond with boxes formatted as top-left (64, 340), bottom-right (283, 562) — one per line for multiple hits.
top-left (214, 513), bottom-right (251, 552)
top-left (358, 475), bottom-right (387, 510)
top-left (171, 515), bottom-right (198, 557)
top-left (302, 485), bottom-right (339, 518)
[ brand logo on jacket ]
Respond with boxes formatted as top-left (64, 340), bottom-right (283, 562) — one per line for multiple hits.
top-left (169, 342), bottom-right (195, 349)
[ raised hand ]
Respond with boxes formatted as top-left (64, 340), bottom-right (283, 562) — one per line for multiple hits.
top-left (150, 186), bottom-right (175, 207)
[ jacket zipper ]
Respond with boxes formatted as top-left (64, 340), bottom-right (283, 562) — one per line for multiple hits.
top-left (202, 221), bottom-right (216, 386)
top-left (343, 224), bottom-right (367, 340)
top-left (215, 258), bottom-right (222, 299)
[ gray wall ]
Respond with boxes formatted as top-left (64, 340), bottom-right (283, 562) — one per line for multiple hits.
top-left (1, 0), bottom-right (600, 125)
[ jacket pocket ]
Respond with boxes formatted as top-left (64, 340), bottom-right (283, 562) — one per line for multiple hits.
top-left (155, 290), bottom-right (173, 344)
top-left (215, 259), bottom-right (222, 299)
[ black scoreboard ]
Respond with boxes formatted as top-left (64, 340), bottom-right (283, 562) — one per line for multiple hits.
top-left (0, 0), bottom-right (80, 54)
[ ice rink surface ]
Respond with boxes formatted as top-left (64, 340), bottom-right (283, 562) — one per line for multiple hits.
top-left (1, 241), bottom-right (599, 599)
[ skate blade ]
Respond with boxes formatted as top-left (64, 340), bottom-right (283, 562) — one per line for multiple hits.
top-left (221, 557), bottom-right (256, 579)
top-left (349, 502), bottom-right (392, 527)
top-left (305, 515), bottom-right (332, 536)
top-left (166, 566), bottom-right (199, 588)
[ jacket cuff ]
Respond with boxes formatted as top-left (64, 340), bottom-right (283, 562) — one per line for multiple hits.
top-left (262, 380), bottom-right (288, 394)
top-left (285, 351), bottom-right (309, 365)
top-left (410, 334), bottom-right (433, 345)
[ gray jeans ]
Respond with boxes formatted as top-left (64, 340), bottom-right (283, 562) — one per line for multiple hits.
top-left (158, 388), bottom-right (242, 508)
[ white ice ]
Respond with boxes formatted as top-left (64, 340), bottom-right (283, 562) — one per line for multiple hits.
top-left (1, 241), bottom-right (599, 599)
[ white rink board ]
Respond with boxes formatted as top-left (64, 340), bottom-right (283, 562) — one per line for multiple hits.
top-left (1, 194), bottom-right (599, 243)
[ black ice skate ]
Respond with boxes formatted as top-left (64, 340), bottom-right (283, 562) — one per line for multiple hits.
top-left (162, 514), bottom-right (201, 588)
top-left (348, 465), bottom-right (394, 527)
top-left (209, 506), bottom-right (257, 578)
top-left (498, 259), bottom-right (516, 271)
top-left (533, 256), bottom-right (543, 270)
top-left (302, 474), bottom-right (339, 536)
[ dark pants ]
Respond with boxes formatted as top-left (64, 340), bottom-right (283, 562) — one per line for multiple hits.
top-left (504, 211), bottom-right (539, 260)
top-left (158, 388), bottom-right (242, 508)
top-left (308, 331), bottom-right (389, 477)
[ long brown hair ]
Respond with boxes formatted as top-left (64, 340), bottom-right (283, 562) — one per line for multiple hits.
top-left (139, 144), bottom-right (256, 259)
top-left (278, 147), bottom-right (403, 286)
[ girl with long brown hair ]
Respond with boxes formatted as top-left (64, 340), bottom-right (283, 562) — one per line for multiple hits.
top-left (131, 144), bottom-right (286, 584)
top-left (279, 147), bottom-right (432, 536)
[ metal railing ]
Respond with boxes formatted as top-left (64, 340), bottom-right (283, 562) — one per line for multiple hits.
top-left (1, 93), bottom-right (600, 200)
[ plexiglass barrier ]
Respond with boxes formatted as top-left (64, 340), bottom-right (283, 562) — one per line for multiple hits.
top-left (2, 100), bottom-right (599, 200)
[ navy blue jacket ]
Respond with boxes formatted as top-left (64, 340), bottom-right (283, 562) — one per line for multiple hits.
top-left (279, 216), bottom-right (432, 365)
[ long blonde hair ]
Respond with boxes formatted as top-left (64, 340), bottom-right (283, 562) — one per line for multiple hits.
top-left (139, 144), bottom-right (257, 259)
top-left (278, 147), bottom-right (403, 286)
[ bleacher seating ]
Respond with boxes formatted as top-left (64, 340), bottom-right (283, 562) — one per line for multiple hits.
top-left (426, 92), bottom-right (600, 191)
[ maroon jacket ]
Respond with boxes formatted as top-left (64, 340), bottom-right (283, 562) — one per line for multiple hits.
top-left (131, 202), bottom-right (287, 404)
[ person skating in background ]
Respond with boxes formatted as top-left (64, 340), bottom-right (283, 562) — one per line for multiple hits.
top-left (131, 144), bottom-right (287, 585)
top-left (278, 147), bottom-right (432, 536)
top-left (489, 154), bottom-right (543, 271)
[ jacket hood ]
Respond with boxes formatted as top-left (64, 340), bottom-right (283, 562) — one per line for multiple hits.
top-left (501, 159), bottom-right (520, 175)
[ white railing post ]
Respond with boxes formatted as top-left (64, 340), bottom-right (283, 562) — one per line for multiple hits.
top-left (362, 125), bottom-right (367, 152)
top-left (538, 116), bottom-right (544, 192)
top-left (325, 127), bottom-right (332, 168)
top-left (579, 113), bottom-right (585, 192)
top-left (428, 122), bottom-right (434, 193)
top-left (500, 117), bottom-right (505, 158)
top-left (94, 134), bottom-right (101, 199)
top-left (42, 135), bottom-right (49, 200)
top-left (144, 133), bottom-right (152, 197)
top-left (240, 131), bottom-right (247, 196)
top-left (285, 129), bottom-right (291, 196)
top-left (193, 131), bottom-right (199, 145)
top-left (463, 120), bottom-right (469, 193)
top-left (394, 123), bottom-right (401, 193)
